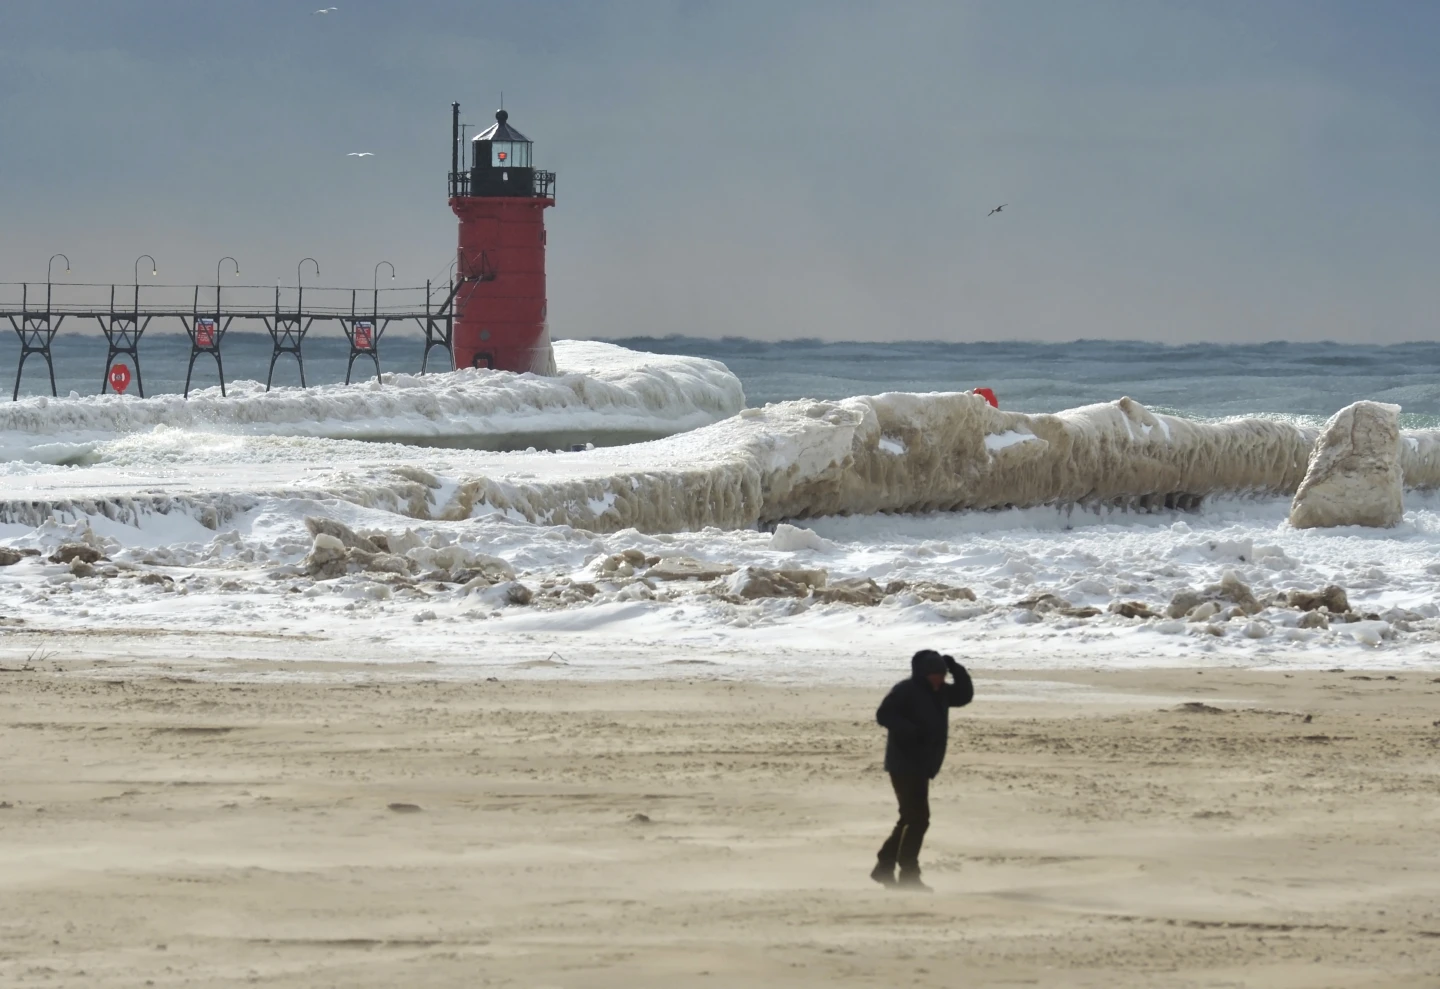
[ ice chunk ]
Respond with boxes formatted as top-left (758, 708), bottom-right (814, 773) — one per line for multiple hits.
top-left (724, 566), bottom-right (825, 599)
top-left (646, 557), bottom-right (737, 581)
top-left (1339, 620), bottom-right (1392, 647)
top-left (305, 533), bottom-right (348, 579)
top-left (1290, 401), bottom-right (1403, 529)
top-left (769, 524), bottom-right (835, 553)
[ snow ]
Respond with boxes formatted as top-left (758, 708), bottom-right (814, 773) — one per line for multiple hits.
top-left (983, 429), bottom-right (1038, 452)
top-left (7, 346), bottom-right (1440, 682)
top-left (0, 391), bottom-right (1346, 533)
top-left (0, 340), bottom-right (745, 463)
top-left (7, 490), bottom-right (1440, 681)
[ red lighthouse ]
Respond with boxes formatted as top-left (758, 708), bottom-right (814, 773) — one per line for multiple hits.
top-left (448, 103), bottom-right (557, 374)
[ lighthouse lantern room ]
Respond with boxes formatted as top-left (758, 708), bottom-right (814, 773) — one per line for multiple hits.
top-left (448, 102), bottom-right (557, 374)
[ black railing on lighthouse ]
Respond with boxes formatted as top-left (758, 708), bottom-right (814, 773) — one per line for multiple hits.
top-left (449, 101), bottom-right (556, 200)
top-left (447, 169), bottom-right (556, 200)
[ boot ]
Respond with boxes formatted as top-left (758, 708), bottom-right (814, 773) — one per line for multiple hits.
top-left (870, 861), bottom-right (897, 887)
top-left (895, 870), bottom-right (932, 893)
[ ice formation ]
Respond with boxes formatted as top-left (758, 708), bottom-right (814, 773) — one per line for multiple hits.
top-left (0, 340), bottom-right (745, 463)
top-left (11, 335), bottom-right (1440, 675)
top-left (7, 488), bottom-right (1440, 676)
top-left (1290, 401), bottom-right (1404, 529)
top-left (10, 389), bottom-right (1440, 535)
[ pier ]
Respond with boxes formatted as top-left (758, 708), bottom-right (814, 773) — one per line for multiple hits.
top-left (0, 270), bottom-right (458, 400)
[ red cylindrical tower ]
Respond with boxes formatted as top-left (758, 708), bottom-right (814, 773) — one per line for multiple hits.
top-left (448, 104), bottom-right (556, 374)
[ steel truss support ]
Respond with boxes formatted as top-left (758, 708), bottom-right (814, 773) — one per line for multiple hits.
top-left (263, 285), bottom-right (315, 391)
top-left (419, 278), bottom-right (459, 374)
top-left (181, 286), bottom-right (235, 399)
top-left (6, 281), bottom-right (61, 400)
top-left (8, 313), bottom-right (62, 401)
top-left (184, 286), bottom-right (231, 398)
top-left (96, 314), bottom-right (151, 397)
top-left (262, 314), bottom-right (314, 390)
top-left (97, 285), bottom-right (152, 397)
top-left (345, 324), bottom-right (386, 384)
top-left (341, 289), bottom-right (385, 385)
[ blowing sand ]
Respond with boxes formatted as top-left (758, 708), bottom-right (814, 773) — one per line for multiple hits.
top-left (3, 661), bottom-right (1439, 987)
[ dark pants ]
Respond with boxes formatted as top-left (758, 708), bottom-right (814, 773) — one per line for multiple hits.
top-left (876, 773), bottom-right (930, 875)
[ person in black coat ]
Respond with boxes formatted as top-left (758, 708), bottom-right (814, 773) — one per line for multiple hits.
top-left (872, 649), bottom-right (974, 891)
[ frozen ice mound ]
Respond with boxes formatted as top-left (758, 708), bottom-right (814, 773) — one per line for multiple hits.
top-left (9, 386), bottom-right (1440, 536)
top-left (444, 394), bottom-right (1298, 531)
top-left (0, 340), bottom-right (745, 463)
top-left (1290, 401), bottom-right (1405, 529)
top-left (447, 392), bottom-right (1440, 532)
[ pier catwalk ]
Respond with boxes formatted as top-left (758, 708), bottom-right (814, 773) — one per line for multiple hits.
top-left (0, 278), bottom-right (458, 399)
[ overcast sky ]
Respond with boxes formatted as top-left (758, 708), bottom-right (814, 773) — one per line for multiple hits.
top-left (2, 1), bottom-right (1437, 343)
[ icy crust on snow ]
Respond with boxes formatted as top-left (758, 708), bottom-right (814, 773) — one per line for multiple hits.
top-left (0, 340), bottom-right (745, 463)
top-left (9, 493), bottom-right (1440, 678)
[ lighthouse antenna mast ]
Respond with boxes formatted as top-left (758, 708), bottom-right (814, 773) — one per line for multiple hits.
top-left (450, 102), bottom-right (460, 197)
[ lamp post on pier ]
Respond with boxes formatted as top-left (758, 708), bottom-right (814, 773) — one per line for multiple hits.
top-left (372, 260), bottom-right (394, 315)
top-left (46, 253), bottom-right (70, 310)
top-left (133, 255), bottom-right (156, 312)
top-left (216, 256), bottom-right (239, 312)
top-left (297, 257), bottom-right (319, 312)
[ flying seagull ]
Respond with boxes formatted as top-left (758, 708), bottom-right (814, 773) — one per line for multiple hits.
top-left (987, 204), bottom-right (1007, 216)
top-left (347, 152), bottom-right (374, 157)
top-left (313, 7), bottom-right (337, 13)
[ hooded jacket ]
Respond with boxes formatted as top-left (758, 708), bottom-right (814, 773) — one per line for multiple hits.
top-left (876, 651), bottom-right (974, 779)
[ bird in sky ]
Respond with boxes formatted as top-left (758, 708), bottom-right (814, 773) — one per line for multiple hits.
top-left (313, 7), bottom-right (337, 13)
top-left (347, 152), bottom-right (374, 157)
top-left (987, 204), bottom-right (1007, 216)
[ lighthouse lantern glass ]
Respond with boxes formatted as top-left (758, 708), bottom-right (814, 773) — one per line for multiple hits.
top-left (492, 141), bottom-right (530, 168)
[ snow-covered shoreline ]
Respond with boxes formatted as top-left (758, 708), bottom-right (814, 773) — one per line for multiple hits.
top-left (6, 342), bottom-right (1440, 675)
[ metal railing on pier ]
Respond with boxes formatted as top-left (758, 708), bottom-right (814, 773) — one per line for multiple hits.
top-left (0, 280), bottom-right (459, 400)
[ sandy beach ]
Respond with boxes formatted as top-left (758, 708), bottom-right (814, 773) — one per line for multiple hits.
top-left (3, 659), bottom-right (1439, 987)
